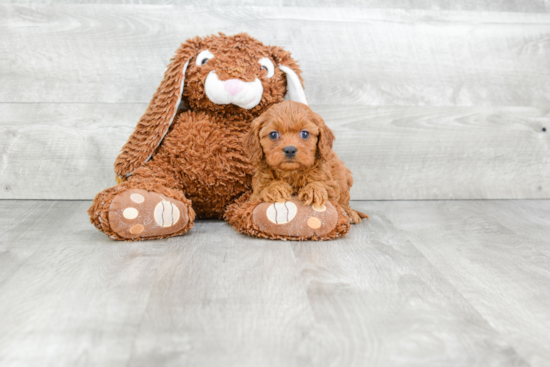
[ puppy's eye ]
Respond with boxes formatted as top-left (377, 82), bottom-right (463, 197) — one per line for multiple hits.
top-left (196, 50), bottom-right (214, 66)
top-left (269, 131), bottom-right (279, 140)
top-left (300, 130), bottom-right (310, 140)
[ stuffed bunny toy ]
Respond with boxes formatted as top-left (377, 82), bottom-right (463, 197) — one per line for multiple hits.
top-left (89, 33), bottom-right (351, 241)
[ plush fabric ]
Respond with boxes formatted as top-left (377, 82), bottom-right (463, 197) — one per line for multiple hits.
top-left (224, 194), bottom-right (351, 241)
top-left (88, 33), bottom-right (307, 241)
top-left (88, 161), bottom-right (195, 240)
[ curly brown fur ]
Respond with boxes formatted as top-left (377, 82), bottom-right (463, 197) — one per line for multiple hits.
top-left (89, 33), bottom-right (306, 240)
top-left (244, 100), bottom-right (368, 224)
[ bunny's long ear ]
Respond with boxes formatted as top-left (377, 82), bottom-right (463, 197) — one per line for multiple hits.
top-left (279, 65), bottom-right (308, 106)
top-left (270, 46), bottom-right (308, 106)
top-left (114, 42), bottom-right (196, 179)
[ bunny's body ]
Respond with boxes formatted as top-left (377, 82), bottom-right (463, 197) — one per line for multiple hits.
top-left (147, 111), bottom-right (252, 219)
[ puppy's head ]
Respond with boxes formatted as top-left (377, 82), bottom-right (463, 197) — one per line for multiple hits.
top-left (245, 101), bottom-right (335, 170)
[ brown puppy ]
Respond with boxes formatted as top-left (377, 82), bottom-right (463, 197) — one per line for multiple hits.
top-left (245, 101), bottom-right (368, 224)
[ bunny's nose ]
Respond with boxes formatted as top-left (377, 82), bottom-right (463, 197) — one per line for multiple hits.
top-left (283, 146), bottom-right (297, 158)
top-left (224, 79), bottom-right (245, 96)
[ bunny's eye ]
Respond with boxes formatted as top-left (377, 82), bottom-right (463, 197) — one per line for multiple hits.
top-left (300, 130), bottom-right (310, 140)
top-left (259, 57), bottom-right (275, 78)
top-left (196, 50), bottom-right (214, 66)
top-left (269, 131), bottom-right (279, 140)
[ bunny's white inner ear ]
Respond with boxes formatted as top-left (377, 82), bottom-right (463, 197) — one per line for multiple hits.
top-left (140, 58), bottom-right (190, 170)
top-left (279, 64), bottom-right (308, 106)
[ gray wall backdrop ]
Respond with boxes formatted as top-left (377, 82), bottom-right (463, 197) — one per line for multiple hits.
top-left (1, 1), bottom-right (549, 200)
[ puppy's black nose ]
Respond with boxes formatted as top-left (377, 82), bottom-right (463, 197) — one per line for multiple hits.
top-left (283, 146), bottom-right (297, 158)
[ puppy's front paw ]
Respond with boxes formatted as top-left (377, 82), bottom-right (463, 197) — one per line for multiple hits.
top-left (347, 210), bottom-right (362, 224)
top-left (299, 184), bottom-right (328, 208)
top-left (260, 182), bottom-right (293, 203)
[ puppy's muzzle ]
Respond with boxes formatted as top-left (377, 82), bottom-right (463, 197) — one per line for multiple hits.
top-left (283, 146), bottom-right (297, 158)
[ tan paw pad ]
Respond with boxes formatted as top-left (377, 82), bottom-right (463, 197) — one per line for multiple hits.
top-left (307, 217), bottom-right (322, 229)
top-left (312, 204), bottom-right (326, 212)
top-left (130, 224), bottom-right (144, 234)
top-left (123, 207), bottom-right (139, 219)
top-left (130, 193), bottom-right (145, 203)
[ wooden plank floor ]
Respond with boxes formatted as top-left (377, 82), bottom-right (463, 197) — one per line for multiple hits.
top-left (0, 199), bottom-right (549, 367)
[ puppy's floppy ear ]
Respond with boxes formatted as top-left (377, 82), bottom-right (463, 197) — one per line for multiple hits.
top-left (114, 39), bottom-right (199, 180)
top-left (244, 115), bottom-right (266, 165)
top-left (312, 112), bottom-right (335, 161)
top-left (270, 46), bottom-right (308, 106)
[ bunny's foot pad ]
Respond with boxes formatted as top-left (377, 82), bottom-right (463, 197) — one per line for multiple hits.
top-left (108, 189), bottom-right (190, 240)
top-left (252, 197), bottom-right (348, 240)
